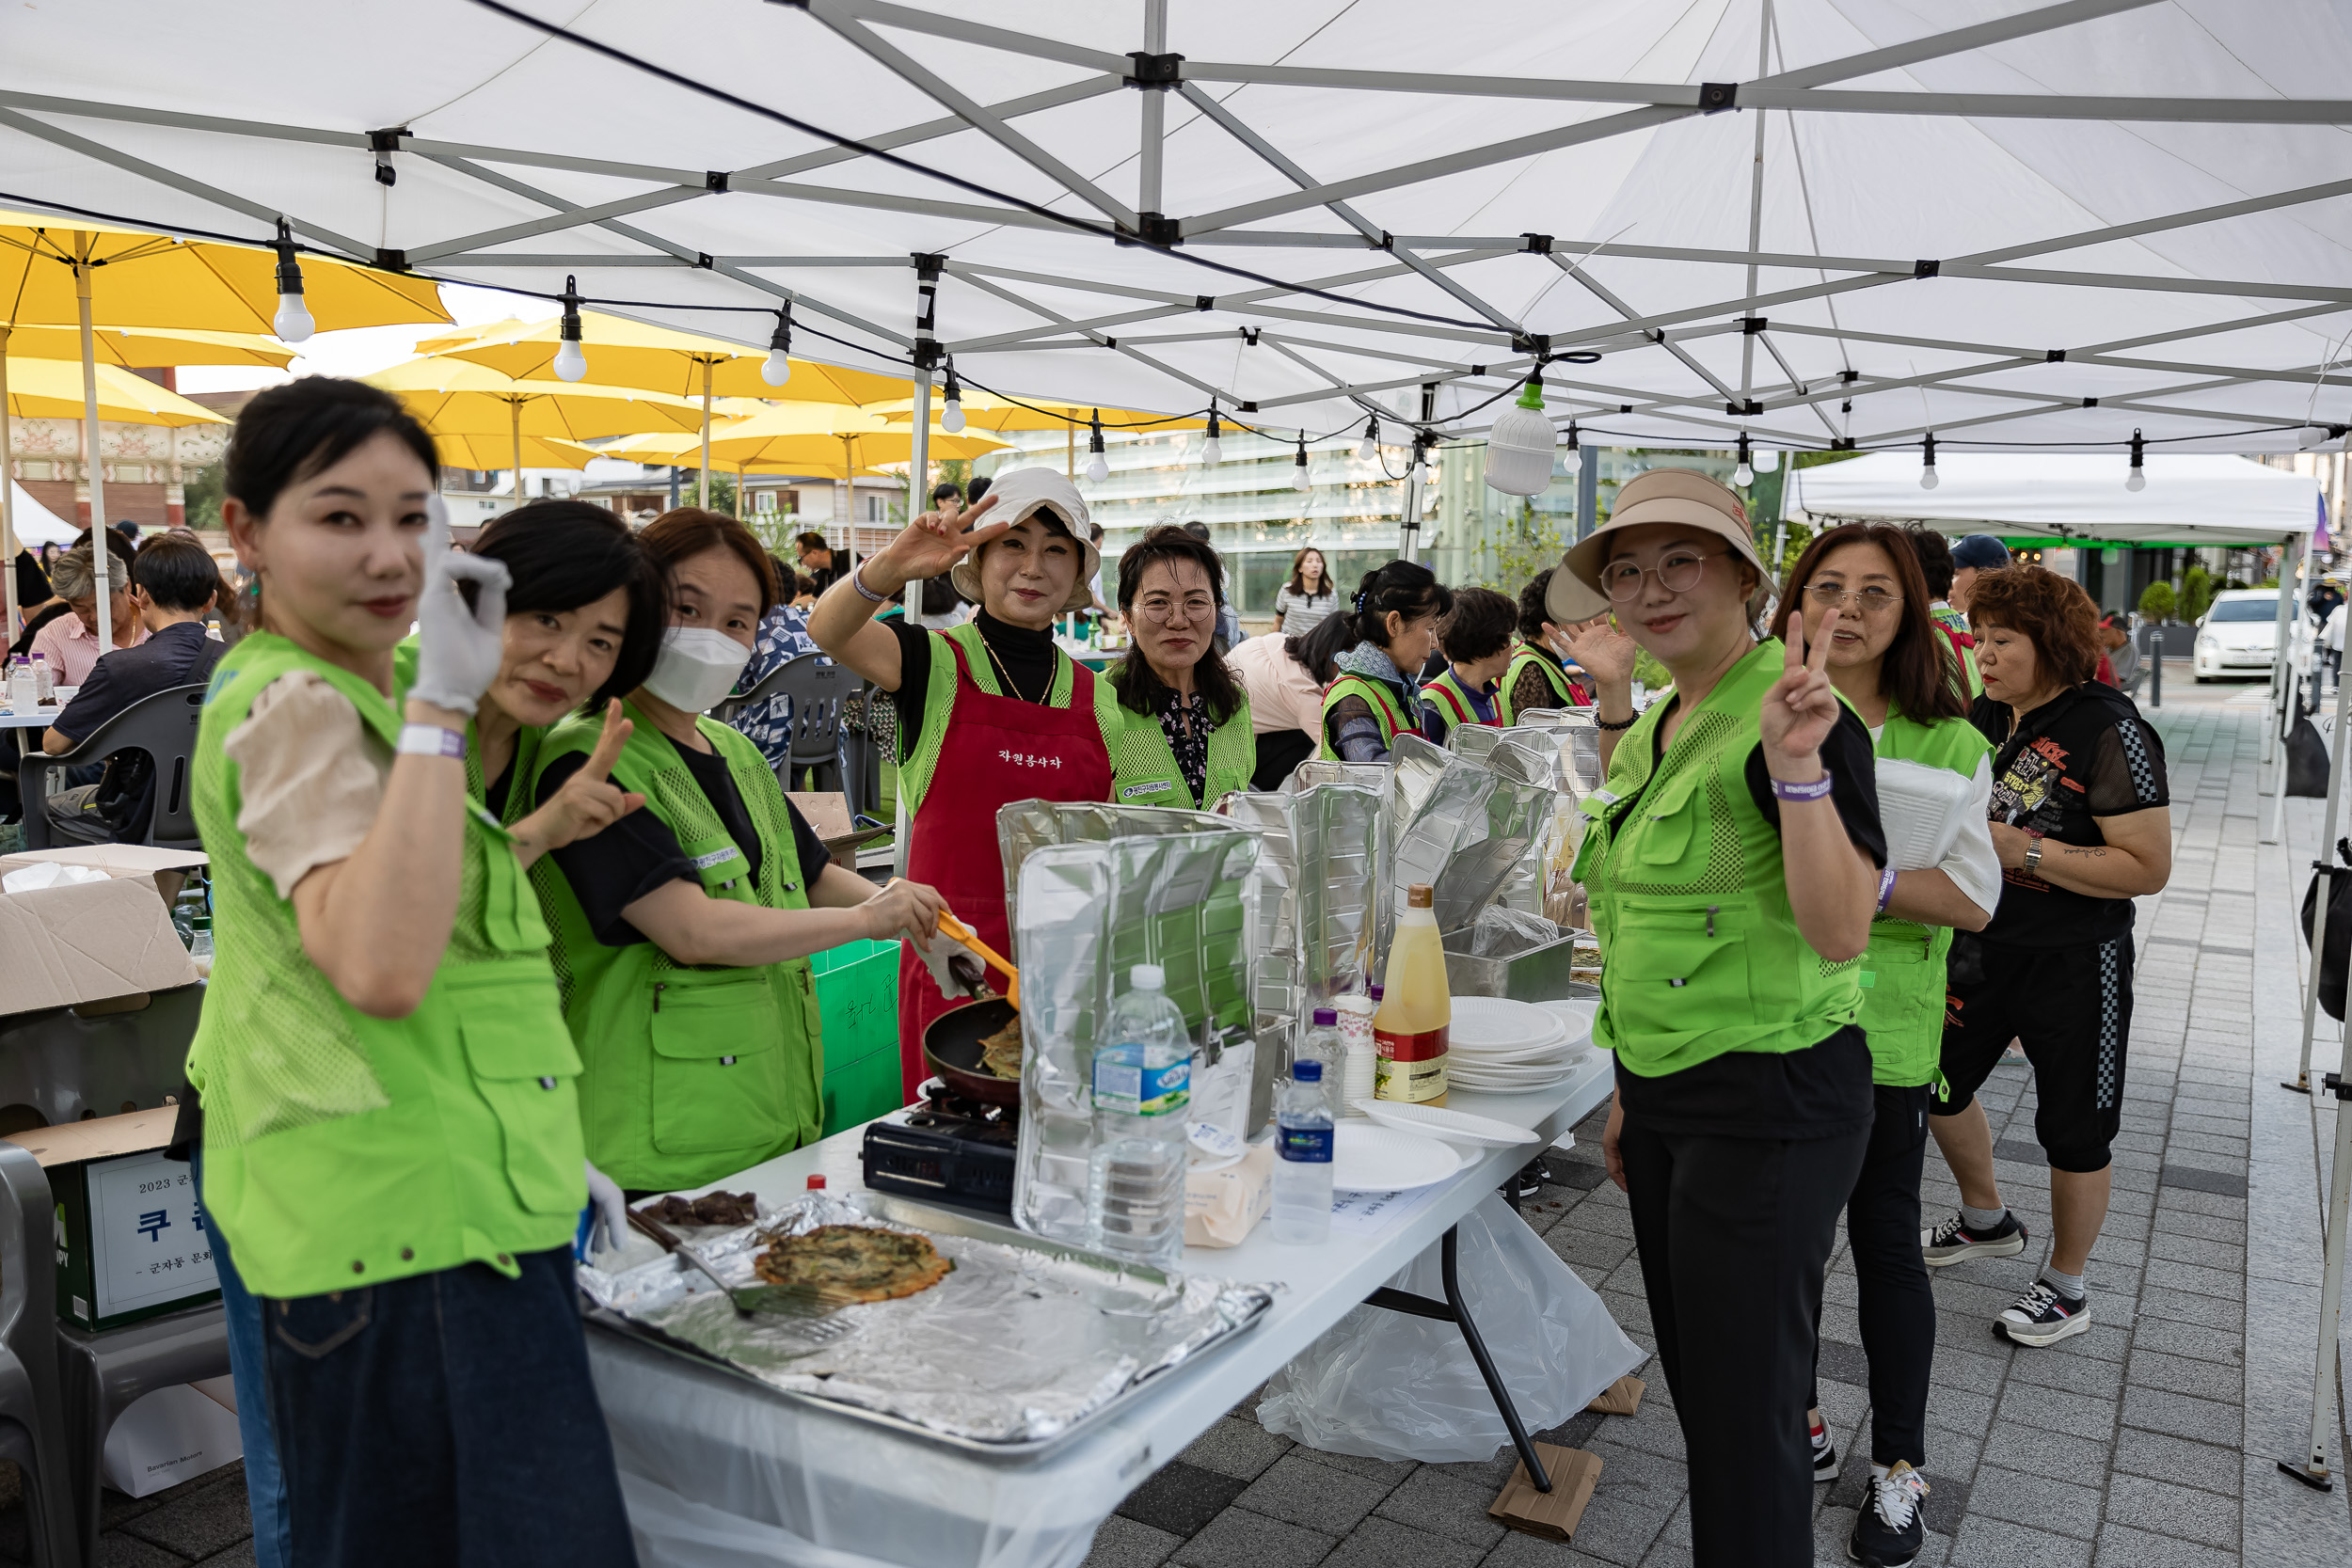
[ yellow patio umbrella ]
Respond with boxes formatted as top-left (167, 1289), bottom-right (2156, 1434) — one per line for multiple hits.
top-left (0, 207), bottom-right (450, 648)
top-left (596, 430), bottom-right (892, 521)
top-left (366, 356), bottom-right (707, 502)
top-left (1, 325), bottom-right (298, 370)
top-left (428, 431), bottom-right (602, 473)
top-left (415, 311), bottom-right (912, 508)
top-left (691, 405), bottom-right (1005, 566)
top-left (3, 357), bottom-right (232, 425)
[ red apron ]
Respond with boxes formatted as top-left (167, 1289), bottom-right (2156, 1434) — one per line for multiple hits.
top-left (897, 640), bottom-right (1113, 1096)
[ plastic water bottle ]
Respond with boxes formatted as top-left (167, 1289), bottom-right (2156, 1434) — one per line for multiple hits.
top-left (1272, 1061), bottom-right (1334, 1245)
top-left (6, 657), bottom-right (33, 714)
top-left (1296, 1007), bottom-right (1347, 1124)
top-left (1088, 963), bottom-right (1192, 1270)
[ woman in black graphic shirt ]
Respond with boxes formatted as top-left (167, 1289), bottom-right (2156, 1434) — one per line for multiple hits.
top-left (1922, 566), bottom-right (2171, 1350)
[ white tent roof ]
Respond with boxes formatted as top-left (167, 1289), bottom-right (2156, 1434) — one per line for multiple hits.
top-left (6, 1), bottom-right (2352, 459)
top-left (1788, 451), bottom-right (2323, 544)
top-left (8, 482), bottom-right (75, 546)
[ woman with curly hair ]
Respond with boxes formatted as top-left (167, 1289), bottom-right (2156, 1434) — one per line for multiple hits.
top-left (1498, 566), bottom-right (1595, 721)
top-left (1923, 565), bottom-right (2171, 1352)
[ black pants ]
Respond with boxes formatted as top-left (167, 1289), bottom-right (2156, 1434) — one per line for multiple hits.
top-left (1941, 931), bottom-right (2132, 1173)
top-left (266, 1247), bottom-right (638, 1568)
top-left (1620, 1112), bottom-right (1868, 1566)
top-left (1810, 1084), bottom-right (1935, 1469)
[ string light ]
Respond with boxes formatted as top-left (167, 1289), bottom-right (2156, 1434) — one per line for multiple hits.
top-left (270, 218), bottom-right (313, 343)
top-left (1086, 411), bottom-right (1109, 483)
top-left (1357, 417), bottom-right (1379, 462)
top-left (1292, 435), bottom-right (1311, 491)
top-left (2125, 427), bottom-right (2147, 491)
top-left (760, 305), bottom-right (793, 386)
top-left (1733, 433), bottom-right (1754, 489)
top-left (1919, 432), bottom-right (1939, 490)
top-left (552, 276), bottom-right (587, 382)
top-left (1561, 420), bottom-right (1581, 477)
top-left (940, 361), bottom-right (965, 433)
top-left (1201, 406), bottom-right (1223, 467)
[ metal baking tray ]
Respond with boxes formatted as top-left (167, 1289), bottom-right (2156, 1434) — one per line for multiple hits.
top-left (579, 1191), bottom-right (1274, 1455)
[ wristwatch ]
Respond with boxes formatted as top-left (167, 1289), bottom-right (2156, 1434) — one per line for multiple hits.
top-left (2022, 832), bottom-right (2045, 874)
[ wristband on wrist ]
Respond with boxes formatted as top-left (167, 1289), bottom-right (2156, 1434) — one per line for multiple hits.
top-left (396, 723), bottom-right (467, 760)
top-left (850, 563), bottom-right (889, 604)
top-left (1769, 771), bottom-right (1834, 803)
top-left (1876, 865), bottom-right (1898, 913)
top-left (1594, 712), bottom-right (1636, 732)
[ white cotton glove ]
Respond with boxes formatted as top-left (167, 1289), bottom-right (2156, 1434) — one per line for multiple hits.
top-left (408, 496), bottom-right (511, 716)
top-left (583, 1161), bottom-right (630, 1258)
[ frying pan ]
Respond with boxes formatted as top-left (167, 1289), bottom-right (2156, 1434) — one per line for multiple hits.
top-left (923, 996), bottom-right (1024, 1107)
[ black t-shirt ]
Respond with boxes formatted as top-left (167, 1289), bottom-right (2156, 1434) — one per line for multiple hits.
top-left (1974, 683), bottom-right (2169, 948)
top-left (536, 742), bottom-right (831, 947)
top-left (886, 611), bottom-right (1057, 758)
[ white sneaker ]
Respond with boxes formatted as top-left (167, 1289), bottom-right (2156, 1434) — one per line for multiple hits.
top-left (1996, 1279), bottom-right (2091, 1347)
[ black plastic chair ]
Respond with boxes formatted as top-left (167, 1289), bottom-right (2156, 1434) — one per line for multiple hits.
top-left (716, 653), bottom-right (851, 796)
top-left (0, 1144), bottom-right (85, 1568)
top-left (56, 1305), bottom-right (230, 1567)
top-left (19, 686), bottom-right (207, 850)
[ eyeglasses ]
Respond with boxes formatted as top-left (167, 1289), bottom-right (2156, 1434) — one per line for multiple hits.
top-left (1804, 583), bottom-right (1903, 613)
top-left (1136, 595), bottom-right (1216, 625)
top-left (1601, 548), bottom-right (1727, 602)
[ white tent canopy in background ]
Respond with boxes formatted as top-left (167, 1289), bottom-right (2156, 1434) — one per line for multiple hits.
top-left (7, 481), bottom-right (73, 547)
top-left (3, 0), bottom-right (2352, 460)
top-left (1789, 452), bottom-right (2325, 545)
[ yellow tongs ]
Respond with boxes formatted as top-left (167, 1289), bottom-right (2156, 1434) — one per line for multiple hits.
top-left (937, 911), bottom-right (1021, 1011)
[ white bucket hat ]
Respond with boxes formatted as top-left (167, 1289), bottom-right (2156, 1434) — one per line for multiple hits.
top-left (1549, 467), bottom-right (1775, 625)
top-left (948, 467), bottom-right (1101, 614)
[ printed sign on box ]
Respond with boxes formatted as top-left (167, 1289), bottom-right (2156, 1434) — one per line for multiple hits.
top-left (88, 1150), bottom-right (218, 1321)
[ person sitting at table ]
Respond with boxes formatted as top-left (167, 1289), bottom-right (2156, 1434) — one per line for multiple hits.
top-left (1497, 567), bottom-right (1595, 722)
top-left (528, 508), bottom-right (946, 1194)
top-left (28, 539), bottom-right (147, 688)
top-left (795, 530), bottom-right (842, 594)
top-left (809, 467), bottom-right (1117, 1096)
top-left (1299, 559), bottom-right (1452, 763)
top-left (722, 561), bottom-right (827, 780)
top-left (1105, 524), bottom-right (1254, 809)
top-left (1228, 630), bottom-right (1327, 790)
top-left (1419, 586), bottom-right (1518, 745)
top-left (40, 533), bottom-right (226, 843)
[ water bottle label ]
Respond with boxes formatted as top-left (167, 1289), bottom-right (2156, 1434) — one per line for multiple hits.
top-left (1137, 1057), bottom-right (1189, 1117)
top-left (1278, 1125), bottom-right (1333, 1164)
top-left (1091, 1053), bottom-right (1190, 1116)
top-left (1092, 1055), bottom-right (1141, 1114)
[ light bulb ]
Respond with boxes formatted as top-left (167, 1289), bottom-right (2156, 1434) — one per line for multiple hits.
top-left (1920, 432), bottom-right (1938, 490)
top-left (941, 394), bottom-right (965, 434)
top-left (1733, 462), bottom-right (1754, 488)
top-left (1920, 466), bottom-right (1940, 491)
top-left (272, 293), bottom-right (314, 344)
top-left (1086, 453), bottom-right (1109, 483)
top-left (2125, 467), bottom-right (2146, 493)
top-left (1356, 418), bottom-right (1378, 463)
top-left (1201, 436), bottom-right (1222, 466)
top-left (1292, 442), bottom-right (1311, 491)
top-left (1562, 446), bottom-right (1581, 477)
top-left (552, 338), bottom-right (587, 382)
top-left (760, 347), bottom-right (792, 387)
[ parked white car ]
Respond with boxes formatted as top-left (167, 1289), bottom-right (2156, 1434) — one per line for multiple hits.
top-left (2191, 589), bottom-right (2308, 681)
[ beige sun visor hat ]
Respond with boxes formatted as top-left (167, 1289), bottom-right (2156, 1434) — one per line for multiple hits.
top-left (948, 467), bottom-right (1101, 613)
top-left (1549, 467), bottom-right (1776, 625)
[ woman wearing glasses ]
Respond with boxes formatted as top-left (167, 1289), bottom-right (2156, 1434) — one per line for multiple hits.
top-left (1772, 522), bottom-right (2000, 1568)
top-left (1105, 525), bottom-right (1255, 809)
top-left (1560, 468), bottom-right (1884, 1568)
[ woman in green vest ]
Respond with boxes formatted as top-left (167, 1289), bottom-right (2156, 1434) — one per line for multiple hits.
top-left (1298, 559), bottom-right (1453, 761)
top-left (1105, 525), bottom-right (1255, 808)
top-left (1771, 521), bottom-right (2000, 1567)
top-left (1559, 467), bottom-right (1884, 1568)
top-left (528, 508), bottom-right (946, 1195)
top-left (1497, 566), bottom-right (1597, 722)
top-left (191, 376), bottom-right (634, 1563)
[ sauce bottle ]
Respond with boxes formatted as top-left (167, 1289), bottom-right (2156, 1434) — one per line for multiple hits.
top-left (1373, 884), bottom-right (1451, 1104)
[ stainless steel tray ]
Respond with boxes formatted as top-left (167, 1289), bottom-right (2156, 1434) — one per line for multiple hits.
top-left (580, 1191), bottom-right (1274, 1455)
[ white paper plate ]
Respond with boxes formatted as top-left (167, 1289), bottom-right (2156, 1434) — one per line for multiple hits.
top-left (1352, 1100), bottom-right (1541, 1148)
top-left (1536, 999), bottom-right (1599, 1048)
top-left (1447, 996), bottom-right (1569, 1054)
top-left (1449, 1037), bottom-right (1580, 1066)
top-left (1449, 1064), bottom-right (1580, 1091)
top-left (1330, 1123), bottom-right (1465, 1191)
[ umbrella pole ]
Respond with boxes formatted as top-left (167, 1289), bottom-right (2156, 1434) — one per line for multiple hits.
top-left (907, 370), bottom-right (931, 626)
top-left (698, 360), bottom-right (713, 510)
top-left (841, 436), bottom-right (854, 574)
top-left (74, 245), bottom-right (114, 655)
top-left (511, 400), bottom-right (524, 503)
top-left (0, 325), bottom-right (15, 642)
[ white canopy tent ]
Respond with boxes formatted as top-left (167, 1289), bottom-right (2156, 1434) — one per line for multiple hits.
top-left (6, 481), bottom-right (73, 547)
top-left (1790, 451), bottom-right (2327, 546)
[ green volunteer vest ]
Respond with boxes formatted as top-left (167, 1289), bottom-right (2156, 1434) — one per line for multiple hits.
top-left (1318, 669), bottom-right (1413, 761)
top-left (1497, 645), bottom-right (1578, 724)
top-left (1860, 707), bottom-right (1993, 1087)
top-left (1572, 639), bottom-right (1866, 1078)
top-left (1105, 683), bottom-right (1256, 809)
top-left (897, 620), bottom-right (1120, 821)
top-left (1421, 666), bottom-right (1495, 735)
top-left (526, 700), bottom-right (823, 1191)
top-left (186, 634), bottom-right (584, 1298)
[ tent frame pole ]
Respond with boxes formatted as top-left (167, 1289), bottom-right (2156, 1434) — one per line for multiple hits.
top-left (2266, 531), bottom-right (2303, 843)
top-left (698, 358), bottom-right (713, 510)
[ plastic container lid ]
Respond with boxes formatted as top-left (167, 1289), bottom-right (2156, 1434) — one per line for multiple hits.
top-left (1293, 1060), bottom-right (1324, 1082)
top-left (806, 1175), bottom-right (827, 1190)
top-left (1368, 984), bottom-right (1386, 1001)
top-left (1130, 962), bottom-right (1166, 990)
top-left (1311, 1006), bottom-right (1339, 1026)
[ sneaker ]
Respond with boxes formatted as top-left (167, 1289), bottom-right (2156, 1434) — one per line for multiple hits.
top-left (1811, 1418), bottom-right (1839, 1481)
top-left (1848, 1462), bottom-right (1930, 1567)
top-left (1995, 1279), bottom-right (2091, 1347)
top-left (1921, 1208), bottom-right (2027, 1267)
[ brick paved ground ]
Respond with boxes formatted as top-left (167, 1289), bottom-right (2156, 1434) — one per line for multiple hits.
top-left (1089, 681), bottom-right (2352, 1568)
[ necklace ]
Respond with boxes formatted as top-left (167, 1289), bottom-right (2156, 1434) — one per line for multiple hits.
top-left (975, 626), bottom-right (1051, 705)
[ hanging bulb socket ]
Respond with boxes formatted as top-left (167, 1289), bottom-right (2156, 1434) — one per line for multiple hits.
top-left (760, 305), bottom-right (794, 387)
top-left (1201, 406), bottom-right (1223, 467)
top-left (939, 361), bottom-right (965, 434)
top-left (552, 277), bottom-right (587, 382)
top-left (1357, 418), bottom-right (1379, 463)
top-left (1919, 432), bottom-right (1940, 491)
top-left (2125, 427), bottom-right (2147, 492)
top-left (1733, 432), bottom-right (1755, 489)
top-left (1561, 420), bottom-right (1582, 476)
top-left (1292, 435), bottom-right (1311, 492)
top-left (1085, 411), bottom-right (1109, 483)
top-left (270, 218), bottom-right (313, 344)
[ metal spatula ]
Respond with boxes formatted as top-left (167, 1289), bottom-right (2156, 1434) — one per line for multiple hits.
top-left (626, 1210), bottom-right (857, 1334)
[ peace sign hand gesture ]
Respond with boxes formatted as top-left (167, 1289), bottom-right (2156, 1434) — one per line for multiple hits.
top-left (1759, 608), bottom-right (1843, 780)
top-left (877, 492), bottom-right (1005, 584)
top-left (513, 700), bottom-right (646, 865)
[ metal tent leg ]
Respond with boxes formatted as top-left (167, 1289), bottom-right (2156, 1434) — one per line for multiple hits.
top-left (1365, 1225), bottom-right (1553, 1492)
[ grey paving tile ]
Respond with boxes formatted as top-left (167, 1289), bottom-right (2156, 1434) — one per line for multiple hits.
top-left (2119, 1385), bottom-right (2241, 1448)
top-left (1236, 1452), bottom-right (1398, 1534)
top-left (1932, 1345), bottom-right (2010, 1396)
top-left (2145, 1231), bottom-right (2245, 1271)
top-left (2090, 1521), bottom-right (2235, 1568)
top-left (1287, 1446), bottom-right (1419, 1485)
top-left (1085, 1514), bottom-right (1184, 1568)
top-left (1947, 1514), bottom-right (2093, 1568)
top-left (91, 1534), bottom-right (187, 1568)
top-left (1178, 1417), bottom-right (1294, 1482)
top-left (1170, 1508), bottom-right (1337, 1568)
top-left (2153, 1187), bottom-right (2247, 1219)
top-left (2003, 1345), bottom-right (2127, 1401)
top-left (1978, 1418), bottom-right (2113, 1480)
top-left (1996, 1382), bottom-right (2117, 1442)
top-left (2138, 1284), bottom-right (2245, 1333)
top-left (2101, 1474), bottom-right (2239, 1551)
top-left (2126, 1316), bottom-right (2245, 1368)
top-left (1319, 1514), bottom-right (1486, 1568)
top-left (2139, 1259), bottom-right (2244, 1301)
top-left (1482, 1529), bottom-right (1618, 1565)
top-left (1962, 1464), bottom-right (2105, 1541)
top-left (117, 1472), bottom-right (254, 1560)
top-left (2125, 1348), bottom-right (2240, 1405)
top-left (1118, 1461), bottom-right (1250, 1539)
top-left (190, 1540), bottom-right (256, 1568)
top-left (1372, 1465), bottom-right (1508, 1550)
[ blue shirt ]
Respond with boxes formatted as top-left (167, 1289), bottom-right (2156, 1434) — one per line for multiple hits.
top-left (723, 604), bottom-right (826, 770)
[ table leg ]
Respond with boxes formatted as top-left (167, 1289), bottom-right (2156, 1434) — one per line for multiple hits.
top-left (1364, 1224), bottom-right (1554, 1492)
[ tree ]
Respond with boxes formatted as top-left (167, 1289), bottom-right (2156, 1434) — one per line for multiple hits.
top-left (2179, 563), bottom-right (2212, 624)
top-left (182, 459), bottom-right (225, 532)
top-left (2137, 581), bottom-right (2177, 623)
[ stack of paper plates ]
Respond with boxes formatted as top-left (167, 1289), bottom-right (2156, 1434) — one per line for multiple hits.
top-left (1444, 997), bottom-right (1589, 1092)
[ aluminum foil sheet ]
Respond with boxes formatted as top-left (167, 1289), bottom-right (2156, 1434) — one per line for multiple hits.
top-left (580, 1192), bottom-right (1273, 1450)
top-left (1387, 733), bottom-right (1556, 944)
top-left (1009, 827), bottom-right (1261, 1244)
top-left (1508, 708), bottom-right (1604, 796)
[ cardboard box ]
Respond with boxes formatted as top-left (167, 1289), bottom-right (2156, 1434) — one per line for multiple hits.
top-left (6, 1107), bottom-right (220, 1331)
top-left (0, 846), bottom-right (205, 1022)
top-left (100, 1382), bottom-right (243, 1498)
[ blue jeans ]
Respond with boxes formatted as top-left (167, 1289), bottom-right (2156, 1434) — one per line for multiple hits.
top-left (264, 1247), bottom-right (636, 1568)
top-left (193, 1149), bottom-right (290, 1568)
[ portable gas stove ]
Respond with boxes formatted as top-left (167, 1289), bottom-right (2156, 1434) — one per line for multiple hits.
top-left (859, 1078), bottom-right (1019, 1214)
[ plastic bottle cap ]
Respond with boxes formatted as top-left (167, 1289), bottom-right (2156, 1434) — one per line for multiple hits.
top-left (1406, 883), bottom-right (1434, 910)
top-left (1293, 1060), bottom-right (1323, 1082)
top-left (1130, 963), bottom-right (1165, 990)
top-left (1311, 1006), bottom-right (1338, 1026)
top-left (806, 1175), bottom-right (827, 1190)
top-left (1368, 984), bottom-right (1386, 1001)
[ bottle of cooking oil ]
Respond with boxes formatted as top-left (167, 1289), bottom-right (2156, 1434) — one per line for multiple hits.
top-left (1374, 883), bottom-right (1451, 1104)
